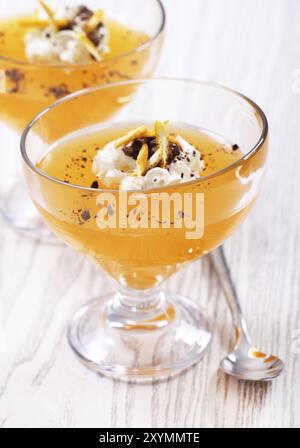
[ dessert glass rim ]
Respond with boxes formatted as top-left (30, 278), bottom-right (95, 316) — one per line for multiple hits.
top-left (20, 77), bottom-right (269, 194)
top-left (0, 0), bottom-right (166, 69)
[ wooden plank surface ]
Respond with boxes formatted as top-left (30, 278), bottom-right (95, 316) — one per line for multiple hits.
top-left (0, 0), bottom-right (299, 428)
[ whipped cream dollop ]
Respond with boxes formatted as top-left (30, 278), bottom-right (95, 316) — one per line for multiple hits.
top-left (25, 4), bottom-right (109, 63)
top-left (92, 125), bottom-right (205, 191)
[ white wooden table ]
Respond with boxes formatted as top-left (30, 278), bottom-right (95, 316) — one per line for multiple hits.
top-left (1, 0), bottom-right (300, 428)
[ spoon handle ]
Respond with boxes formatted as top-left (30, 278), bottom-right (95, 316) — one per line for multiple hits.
top-left (210, 246), bottom-right (252, 346)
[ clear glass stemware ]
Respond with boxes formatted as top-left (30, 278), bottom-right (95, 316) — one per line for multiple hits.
top-left (0, 0), bottom-right (165, 243)
top-left (21, 79), bottom-right (268, 381)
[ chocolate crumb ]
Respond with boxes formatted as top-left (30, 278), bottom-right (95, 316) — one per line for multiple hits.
top-left (6, 69), bottom-right (24, 83)
top-left (81, 210), bottom-right (91, 221)
top-left (91, 180), bottom-right (99, 189)
top-left (107, 70), bottom-right (131, 81)
top-left (47, 83), bottom-right (70, 99)
top-left (232, 144), bottom-right (240, 151)
top-left (5, 69), bottom-right (25, 93)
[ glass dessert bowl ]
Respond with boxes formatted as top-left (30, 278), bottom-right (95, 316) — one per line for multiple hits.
top-left (0, 0), bottom-right (165, 242)
top-left (21, 79), bottom-right (268, 381)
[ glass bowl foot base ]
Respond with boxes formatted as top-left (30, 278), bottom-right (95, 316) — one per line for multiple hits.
top-left (1, 182), bottom-right (61, 245)
top-left (68, 293), bottom-right (213, 382)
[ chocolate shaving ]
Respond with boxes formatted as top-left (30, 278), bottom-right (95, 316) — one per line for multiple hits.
top-left (70, 5), bottom-right (93, 25)
top-left (87, 23), bottom-right (105, 47)
top-left (122, 137), bottom-right (191, 170)
top-left (122, 137), bottom-right (157, 160)
top-left (57, 22), bottom-right (73, 31)
top-left (59, 5), bottom-right (94, 31)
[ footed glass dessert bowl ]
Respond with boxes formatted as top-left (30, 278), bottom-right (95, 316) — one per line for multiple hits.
top-left (21, 79), bottom-right (268, 381)
top-left (0, 0), bottom-right (165, 242)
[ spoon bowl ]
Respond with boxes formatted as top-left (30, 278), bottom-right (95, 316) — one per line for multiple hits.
top-left (221, 347), bottom-right (285, 381)
top-left (211, 247), bottom-right (285, 382)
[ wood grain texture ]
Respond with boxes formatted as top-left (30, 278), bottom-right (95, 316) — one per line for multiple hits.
top-left (0, 0), bottom-right (299, 428)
